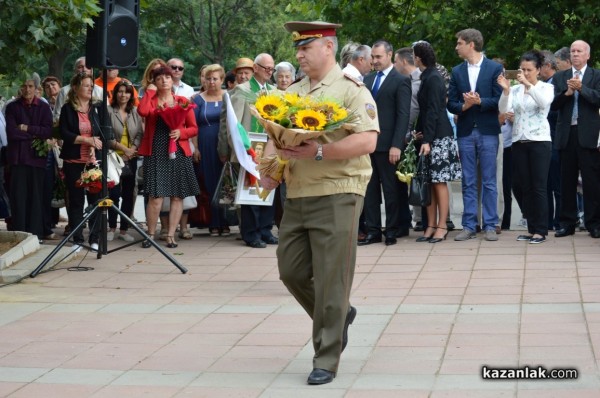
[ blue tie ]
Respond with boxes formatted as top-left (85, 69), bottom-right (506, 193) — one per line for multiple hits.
top-left (372, 71), bottom-right (384, 97)
top-left (572, 70), bottom-right (582, 125)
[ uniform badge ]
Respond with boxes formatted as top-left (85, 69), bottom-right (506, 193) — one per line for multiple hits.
top-left (365, 103), bottom-right (377, 120)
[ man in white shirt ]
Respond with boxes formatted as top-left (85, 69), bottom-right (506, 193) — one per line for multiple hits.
top-left (342, 45), bottom-right (372, 81)
top-left (53, 57), bottom-right (103, 123)
top-left (167, 58), bottom-right (195, 98)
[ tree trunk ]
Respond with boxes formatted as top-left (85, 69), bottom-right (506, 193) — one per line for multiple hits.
top-left (46, 46), bottom-right (70, 84)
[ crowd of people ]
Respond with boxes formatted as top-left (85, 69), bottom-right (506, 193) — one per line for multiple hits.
top-left (0, 29), bottom-right (598, 252)
top-left (0, 18), bottom-right (599, 385)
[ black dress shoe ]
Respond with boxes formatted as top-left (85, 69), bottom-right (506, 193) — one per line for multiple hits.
top-left (307, 368), bottom-right (335, 385)
top-left (342, 306), bottom-right (357, 352)
top-left (447, 220), bottom-right (455, 231)
top-left (529, 236), bottom-right (546, 244)
top-left (589, 229), bottom-right (600, 239)
top-left (413, 221), bottom-right (424, 232)
top-left (262, 236), bottom-right (279, 244)
top-left (395, 228), bottom-right (409, 238)
top-left (555, 227), bottom-right (575, 237)
top-left (357, 234), bottom-right (382, 246)
top-left (384, 236), bottom-right (397, 246)
top-left (246, 240), bottom-right (267, 248)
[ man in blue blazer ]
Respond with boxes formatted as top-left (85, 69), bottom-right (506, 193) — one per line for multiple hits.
top-left (359, 40), bottom-right (412, 246)
top-left (447, 28), bottom-right (503, 241)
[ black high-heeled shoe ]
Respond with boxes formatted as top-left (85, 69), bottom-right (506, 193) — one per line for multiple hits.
top-left (166, 236), bottom-right (178, 248)
top-left (429, 227), bottom-right (448, 243)
top-left (142, 236), bottom-right (154, 248)
top-left (416, 226), bottom-right (437, 242)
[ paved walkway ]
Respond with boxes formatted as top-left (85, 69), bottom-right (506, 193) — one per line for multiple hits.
top-left (0, 222), bottom-right (599, 397)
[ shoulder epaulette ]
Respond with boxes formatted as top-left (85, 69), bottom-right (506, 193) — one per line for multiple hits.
top-left (343, 73), bottom-right (364, 87)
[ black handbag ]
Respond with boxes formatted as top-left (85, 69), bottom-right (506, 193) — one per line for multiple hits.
top-left (408, 155), bottom-right (432, 207)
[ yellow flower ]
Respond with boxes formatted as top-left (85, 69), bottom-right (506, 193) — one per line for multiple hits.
top-left (283, 92), bottom-right (307, 108)
top-left (294, 109), bottom-right (327, 131)
top-left (255, 94), bottom-right (288, 121)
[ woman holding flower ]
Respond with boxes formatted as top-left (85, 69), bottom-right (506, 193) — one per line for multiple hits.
top-left (137, 66), bottom-right (199, 248)
top-left (59, 72), bottom-right (111, 250)
top-left (5, 73), bottom-right (53, 241)
top-left (412, 41), bottom-right (461, 243)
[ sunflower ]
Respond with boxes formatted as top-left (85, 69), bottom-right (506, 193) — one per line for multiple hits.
top-left (317, 100), bottom-right (348, 123)
top-left (294, 109), bottom-right (327, 131)
top-left (255, 94), bottom-right (288, 121)
top-left (283, 92), bottom-right (306, 108)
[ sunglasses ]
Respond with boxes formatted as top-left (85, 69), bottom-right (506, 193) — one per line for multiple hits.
top-left (170, 65), bottom-right (184, 71)
top-left (256, 63), bottom-right (275, 73)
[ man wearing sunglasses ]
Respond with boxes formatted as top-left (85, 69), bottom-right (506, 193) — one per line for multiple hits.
top-left (167, 58), bottom-right (195, 98)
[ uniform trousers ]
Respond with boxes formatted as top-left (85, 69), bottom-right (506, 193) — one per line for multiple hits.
top-left (277, 193), bottom-right (362, 373)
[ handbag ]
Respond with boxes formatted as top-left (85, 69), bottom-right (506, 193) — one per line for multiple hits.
top-left (212, 162), bottom-right (239, 226)
top-left (408, 154), bottom-right (432, 207)
top-left (212, 161), bottom-right (238, 208)
top-left (107, 150), bottom-right (124, 185)
top-left (161, 196), bottom-right (198, 212)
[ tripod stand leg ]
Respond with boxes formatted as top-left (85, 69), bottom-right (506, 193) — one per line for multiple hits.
top-left (30, 205), bottom-right (101, 278)
top-left (106, 204), bottom-right (187, 274)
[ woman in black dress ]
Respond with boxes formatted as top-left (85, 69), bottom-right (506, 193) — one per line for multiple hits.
top-left (137, 66), bottom-right (200, 248)
top-left (413, 41), bottom-right (461, 243)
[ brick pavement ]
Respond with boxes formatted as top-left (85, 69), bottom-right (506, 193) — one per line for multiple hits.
top-left (0, 224), bottom-right (599, 397)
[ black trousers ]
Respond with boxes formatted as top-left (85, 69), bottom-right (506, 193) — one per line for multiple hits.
top-left (63, 162), bottom-right (101, 244)
top-left (559, 126), bottom-right (600, 231)
top-left (108, 159), bottom-right (137, 230)
top-left (9, 165), bottom-right (45, 239)
top-left (240, 204), bottom-right (275, 243)
top-left (501, 147), bottom-right (514, 230)
top-left (364, 152), bottom-right (411, 237)
top-left (547, 147), bottom-right (561, 229)
top-left (512, 141), bottom-right (552, 236)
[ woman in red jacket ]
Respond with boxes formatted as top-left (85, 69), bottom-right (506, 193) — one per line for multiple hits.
top-left (137, 66), bottom-right (200, 248)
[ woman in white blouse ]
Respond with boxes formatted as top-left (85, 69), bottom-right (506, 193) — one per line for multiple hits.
top-left (498, 50), bottom-right (555, 244)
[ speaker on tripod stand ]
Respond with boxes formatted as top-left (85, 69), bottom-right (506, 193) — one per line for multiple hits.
top-left (29, 0), bottom-right (187, 277)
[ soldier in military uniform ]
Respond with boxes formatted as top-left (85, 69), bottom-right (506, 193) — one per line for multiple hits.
top-left (260, 21), bottom-right (380, 385)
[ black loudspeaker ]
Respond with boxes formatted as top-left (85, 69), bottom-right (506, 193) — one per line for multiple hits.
top-left (86, 0), bottom-right (139, 69)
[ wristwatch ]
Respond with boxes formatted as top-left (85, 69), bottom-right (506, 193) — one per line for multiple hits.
top-left (315, 144), bottom-right (323, 161)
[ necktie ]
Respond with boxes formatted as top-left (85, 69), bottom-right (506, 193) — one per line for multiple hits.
top-left (572, 70), bottom-right (581, 124)
top-left (372, 71), bottom-right (384, 97)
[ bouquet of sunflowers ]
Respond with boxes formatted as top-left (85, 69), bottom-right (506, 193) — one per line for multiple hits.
top-left (250, 92), bottom-right (357, 199)
top-left (75, 164), bottom-right (115, 194)
top-left (396, 136), bottom-right (417, 184)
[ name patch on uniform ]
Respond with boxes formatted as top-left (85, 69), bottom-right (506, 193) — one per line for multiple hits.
top-left (365, 103), bottom-right (377, 120)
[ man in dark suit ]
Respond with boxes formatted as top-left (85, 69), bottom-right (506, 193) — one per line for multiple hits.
top-left (447, 28), bottom-right (503, 242)
top-left (358, 40), bottom-right (411, 246)
top-left (551, 40), bottom-right (600, 239)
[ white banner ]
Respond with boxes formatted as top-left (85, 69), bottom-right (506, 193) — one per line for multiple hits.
top-left (224, 92), bottom-right (260, 179)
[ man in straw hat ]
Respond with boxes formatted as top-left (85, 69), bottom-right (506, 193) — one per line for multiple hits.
top-left (260, 21), bottom-right (380, 385)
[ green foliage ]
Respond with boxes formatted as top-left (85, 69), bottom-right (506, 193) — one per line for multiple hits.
top-left (2, 0), bottom-right (600, 96)
top-left (292, 0), bottom-right (600, 70)
top-left (31, 138), bottom-right (52, 158)
top-left (0, 0), bottom-right (100, 91)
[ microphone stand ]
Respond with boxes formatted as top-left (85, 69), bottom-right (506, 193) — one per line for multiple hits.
top-left (30, 69), bottom-right (187, 277)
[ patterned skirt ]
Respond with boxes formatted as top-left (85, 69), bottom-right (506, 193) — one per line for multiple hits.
top-left (143, 117), bottom-right (200, 198)
top-left (430, 136), bottom-right (462, 183)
